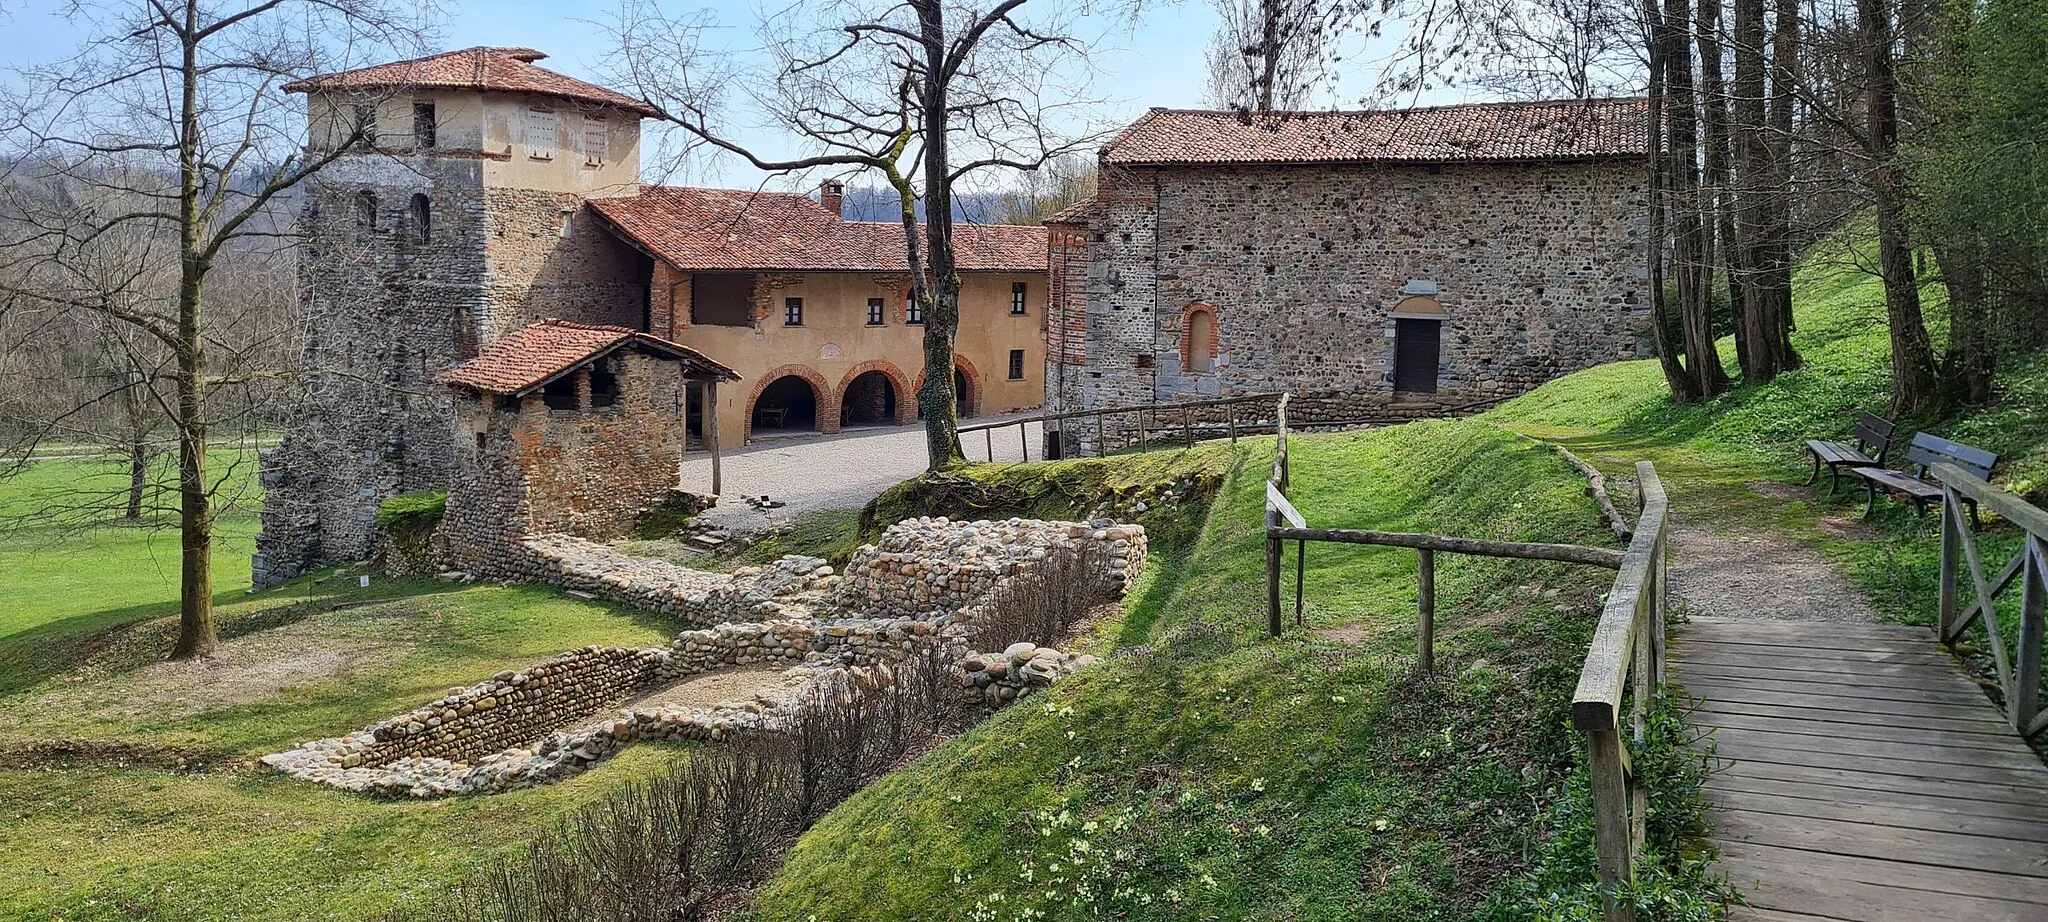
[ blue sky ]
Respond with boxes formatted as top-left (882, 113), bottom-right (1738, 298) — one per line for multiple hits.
top-left (0, 0), bottom-right (1469, 189)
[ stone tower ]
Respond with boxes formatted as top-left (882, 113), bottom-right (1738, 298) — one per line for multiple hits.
top-left (254, 48), bottom-right (657, 585)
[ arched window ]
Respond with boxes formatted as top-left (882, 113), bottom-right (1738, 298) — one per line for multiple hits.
top-left (354, 191), bottom-right (377, 232)
top-left (1179, 304), bottom-right (1218, 374)
top-left (409, 193), bottom-right (431, 243)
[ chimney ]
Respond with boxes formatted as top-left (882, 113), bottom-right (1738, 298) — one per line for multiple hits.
top-left (820, 180), bottom-right (844, 218)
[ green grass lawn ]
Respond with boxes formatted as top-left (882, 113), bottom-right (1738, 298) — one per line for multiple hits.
top-left (0, 454), bottom-right (705, 922)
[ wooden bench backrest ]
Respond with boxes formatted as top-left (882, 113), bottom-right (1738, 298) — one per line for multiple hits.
top-left (1906, 432), bottom-right (1997, 481)
top-left (1854, 412), bottom-right (1897, 458)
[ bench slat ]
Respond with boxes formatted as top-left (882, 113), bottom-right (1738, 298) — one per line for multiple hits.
top-left (1858, 468), bottom-right (1944, 499)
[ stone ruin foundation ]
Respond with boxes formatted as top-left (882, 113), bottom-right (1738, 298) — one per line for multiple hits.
top-left (262, 516), bottom-right (1145, 797)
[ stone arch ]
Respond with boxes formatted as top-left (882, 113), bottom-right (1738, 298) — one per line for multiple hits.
top-left (914, 355), bottom-right (983, 420)
top-left (746, 363), bottom-right (837, 438)
top-left (1391, 295), bottom-right (1448, 319)
top-left (836, 360), bottom-right (916, 426)
top-left (1179, 302), bottom-right (1220, 373)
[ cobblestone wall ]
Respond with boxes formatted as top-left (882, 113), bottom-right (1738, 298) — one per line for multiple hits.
top-left (1050, 160), bottom-right (1649, 448)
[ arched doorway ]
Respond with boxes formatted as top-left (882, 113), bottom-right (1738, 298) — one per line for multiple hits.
top-left (1391, 295), bottom-right (1446, 395)
top-left (752, 374), bottom-right (819, 432)
top-left (840, 370), bottom-right (899, 426)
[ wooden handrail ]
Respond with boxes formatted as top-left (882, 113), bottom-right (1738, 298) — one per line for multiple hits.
top-left (1931, 462), bottom-right (2048, 738)
top-left (956, 392), bottom-right (1283, 434)
top-left (1268, 527), bottom-right (1625, 569)
top-left (1568, 461), bottom-right (1670, 922)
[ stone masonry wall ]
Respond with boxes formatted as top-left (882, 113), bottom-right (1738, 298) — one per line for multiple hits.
top-left (255, 155), bottom-right (490, 585)
top-left (1054, 160), bottom-right (1649, 449)
top-left (482, 188), bottom-right (652, 342)
top-left (441, 350), bottom-right (692, 577)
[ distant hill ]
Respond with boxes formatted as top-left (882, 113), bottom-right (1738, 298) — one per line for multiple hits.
top-left (835, 186), bottom-right (1016, 224)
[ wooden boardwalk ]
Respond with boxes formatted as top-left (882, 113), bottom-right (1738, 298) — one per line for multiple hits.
top-left (1673, 616), bottom-right (2048, 922)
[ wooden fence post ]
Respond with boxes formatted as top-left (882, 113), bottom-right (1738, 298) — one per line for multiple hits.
top-left (705, 379), bottom-right (722, 497)
top-left (1940, 485), bottom-right (1961, 639)
top-left (1266, 507), bottom-right (1283, 638)
top-left (1418, 548), bottom-right (1435, 675)
top-left (1587, 728), bottom-right (1637, 922)
top-left (2018, 543), bottom-right (2044, 733)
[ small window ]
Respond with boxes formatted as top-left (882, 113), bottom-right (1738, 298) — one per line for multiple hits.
top-left (589, 366), bottom-right (619, 408)
top-left (541, 376), bottom-right (578, 410)
top-left (355, 191), bottom-right (377, 232)
top-left (583, 115), bottom-right (608, 164)
top-left (413, 102), bottom-right (436, 149)
top-left (351, 103), bottom-right (376, 149)
top-left (558, 207), bottom-right (574, 238)
top-left (1010, 281), bottom-right (1028, 315)
top-left (906, 295), bottom-right (924, 324)
top-left (866, 298), bottom-right (885, 326)
top-left (453, 306), bottom-right (477, 360)
top-left (1008, 349), bottom-right (1026, 380)
top-left (409, 194), bottom-right (431, 243)
top-left (525, 109), bottom-right (558, 159)
top-left (784, 297), bottom-right (804, 326)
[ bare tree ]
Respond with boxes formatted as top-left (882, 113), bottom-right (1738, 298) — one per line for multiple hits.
top-left (1204, 0), bottom-right (1333, 111)
top-left (1474, 0), bottom-right (1638, 99)
top-left (0, 0), bottom-right (431, 658)
top-left (608, 0), bottom-right (1118, 470)
top-left (989, 152), bottom-right (1096, 225)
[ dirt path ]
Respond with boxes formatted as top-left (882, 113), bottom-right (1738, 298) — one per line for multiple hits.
top-left (1664, 483), bottom-right (1881, 624)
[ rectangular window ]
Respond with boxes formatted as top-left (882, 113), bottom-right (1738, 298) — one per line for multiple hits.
top-left (525, 109), bottom-right (558, 159)
top-left (413, 102), bottom-right (436, 149)
top-left (583, 115), bottom-right (608, 164)
top-left (906, 295), bottom-right (923, 324)
top-left (692, 274), bottom-right (755, 326)
top-left (1011, 281), bottom-right (1028, 315)
top-left (866, 297), bottom-right (885, 326)
top-left (784, 297), bottom-right (804, 326)
top-left (351, 103), bottom-right (377, 149)
top-left (1008, 349), bottom-right (1026, 380)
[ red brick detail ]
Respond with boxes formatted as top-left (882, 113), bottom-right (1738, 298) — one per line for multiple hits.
top-left (915, 355), bottom-right (983, 418)
top-left (746, 363), bottom-right (838, 438)
top-left (1178, 303), bottom-right (1220, 371)
top-left (836, 360), bottom-right (916, 424)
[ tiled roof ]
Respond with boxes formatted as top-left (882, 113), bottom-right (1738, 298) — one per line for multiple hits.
top-left (1101, 98), bottom-right (1648, 166)
top-left (590, 186), bottom-right (1047, 273)
top-left (282, 47), bottom-right (658, 116)
top-left (1041, 197), bottom-right (1102, 226)
top-left (440, 319), bottom-right (738, 396)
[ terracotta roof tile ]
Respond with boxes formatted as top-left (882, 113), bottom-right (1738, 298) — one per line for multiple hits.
top-left (1102, 98), bottom-right (1648, 166)
top-left (589, 186), bottom-right (1047, 273)
top-left (283, 47), bottom-right (657, 116)
top-left (439, 319), bottom-right (738, 396)
top-left (1041, 196), bottom-right (1102, 226)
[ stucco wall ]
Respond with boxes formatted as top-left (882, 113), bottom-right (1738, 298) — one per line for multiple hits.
top-left (660, 271), bottom-right (1046, 440)
top-left (1048, 160), bottom-right (1650, 440)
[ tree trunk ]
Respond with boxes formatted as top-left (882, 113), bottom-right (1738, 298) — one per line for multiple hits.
top-left (1696, 0), bottom-right (1750, 376)
top-left (1665, 0), bottom-right (1732, 397)
top-left (126, 434), bottom-right (147, 521)
top-left (1730, 0), bottom-right (1785, 381)
top-left (1257, 0), bottom-right (1282, 112)
top-left (1933, 242), bottom-right (1994, 405)
top-left (170, 4), bottom-right (216, 660)
top-left (1643, 0), bottom-right (1700, 403)
top-left (916, 0), bottom-right (965, 470)
top-left (1764, 0), bottom-right (1802, 361)
top-left (1860, 0), bottom-right (1940, 416)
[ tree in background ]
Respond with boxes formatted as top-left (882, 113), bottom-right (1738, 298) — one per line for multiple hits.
top-left (0, 0), bottom-right (428, 658)
top-left (609, 0), bottom-right (1119, 470)
top-left (1912, 0), bottom-right (2048, 406)
top-left (1204, 0), bottom-right (1334, 111)
top-left (989, 153), bottom-right (1097, 225)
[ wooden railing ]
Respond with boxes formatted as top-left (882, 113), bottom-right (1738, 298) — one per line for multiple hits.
top-left (1933, 462), bottom-right (2048, 738)
top-left (957, 392), bottom-right (1285, 463)
top-left (1569, 461), bottom-right (1672, 922)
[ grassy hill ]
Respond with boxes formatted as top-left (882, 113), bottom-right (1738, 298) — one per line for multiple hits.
top-left (749, 422), bottom-right (1718, 921)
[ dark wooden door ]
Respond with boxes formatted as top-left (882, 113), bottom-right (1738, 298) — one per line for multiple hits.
top-left (1393, 319), bottom-right (1442, 393)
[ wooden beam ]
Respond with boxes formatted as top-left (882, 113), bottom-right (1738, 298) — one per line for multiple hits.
top-left (705, 378), bottom-right (721, 497)
top-left (1267, 526), bottom-right (1625, 569)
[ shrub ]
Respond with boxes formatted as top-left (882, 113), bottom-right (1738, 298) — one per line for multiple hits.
top-left (375, 489), bottom-right (447, 577)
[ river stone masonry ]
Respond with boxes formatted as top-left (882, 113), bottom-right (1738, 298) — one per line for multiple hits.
top-left (263, 516), bottom-right (1144, 797)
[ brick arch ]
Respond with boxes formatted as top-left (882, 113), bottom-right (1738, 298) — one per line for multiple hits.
top-left (836, 360), bottom-right (916, 425)
top-left (913, 355), bottom-right (983, 419)
top-left (746, 363), bottom-right (838, 438)
top-left (1178, 302), bottom-right (1221, 373)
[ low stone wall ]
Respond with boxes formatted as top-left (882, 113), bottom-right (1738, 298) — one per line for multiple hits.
top-left (265, 516), bottom-right (1143, 798)
top-left (839, 517), bottom-right (1146, 619)
top-left (520, 534), bottom-right (836, 624)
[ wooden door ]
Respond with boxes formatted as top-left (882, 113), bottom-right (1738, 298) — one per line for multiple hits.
top-left (1393, 319), bottom-right (1441, 394)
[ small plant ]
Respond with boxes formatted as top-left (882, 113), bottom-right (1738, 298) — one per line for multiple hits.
top-left (374, 489), bottom-right (447, 578)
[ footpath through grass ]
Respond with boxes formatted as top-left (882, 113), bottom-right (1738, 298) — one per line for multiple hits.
top-left (750, 421), bottom-right (1723, 921)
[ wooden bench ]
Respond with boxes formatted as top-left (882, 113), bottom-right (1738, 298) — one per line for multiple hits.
top-left (1851, 432), bottom-right (1998, 528)
top-left (756, 405), bottom-right (788, 429)
top-left (1806, 411), bottom-right (1895, 496)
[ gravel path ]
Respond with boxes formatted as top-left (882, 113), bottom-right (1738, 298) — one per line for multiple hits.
top-left (1667, 523), bottom-right (1881, 622)
top-left (678, 413), bottom-right (1042, 534)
